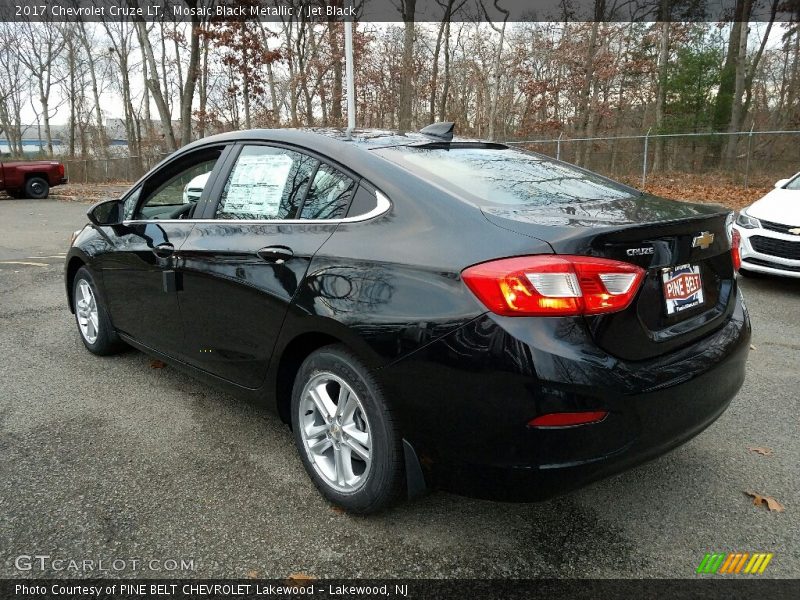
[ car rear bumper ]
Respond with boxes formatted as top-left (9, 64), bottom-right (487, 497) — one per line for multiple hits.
top-left (380, 290), bottom-right (751, 501)
top-left (58, 177), bottom-right (68, 185)
top-left (734, 223), bottom-right (800, 278)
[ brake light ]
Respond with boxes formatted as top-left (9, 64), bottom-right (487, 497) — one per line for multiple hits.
top-left (731, 228), bottom-right (742, 271)
top-left (462, 255), bottom-right (645, 316)
top-left (529, 411), bottom-right (609, 428)
top-left (57, 163), bottom-right (65, 177)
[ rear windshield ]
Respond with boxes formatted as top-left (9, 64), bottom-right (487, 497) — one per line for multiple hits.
top-left (372, 146), bottom-right (637, 207)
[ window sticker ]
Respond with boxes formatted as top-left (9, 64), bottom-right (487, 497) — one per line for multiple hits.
top-left (222, 153), bottom-right (294, 217)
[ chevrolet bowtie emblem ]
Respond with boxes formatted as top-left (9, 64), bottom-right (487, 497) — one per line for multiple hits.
top-left (789, 228), bottom-right (800, 235)
top-left (692, 231), bottom-right (715, 249)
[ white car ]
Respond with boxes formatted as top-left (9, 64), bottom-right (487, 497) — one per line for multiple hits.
top-left (182, 171), bottom-right (210, 204)
top-left (732, 171), bottom-right (800, 278)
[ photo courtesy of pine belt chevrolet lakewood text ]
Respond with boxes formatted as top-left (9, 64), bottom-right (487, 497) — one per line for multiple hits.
top-left (65, 123), bottom-right (751, 513)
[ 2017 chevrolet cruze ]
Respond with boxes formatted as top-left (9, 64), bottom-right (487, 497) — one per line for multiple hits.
top-left (65, 124), bottom-right (751, 513)
top-left (732, 171), bottom-right (800, 278)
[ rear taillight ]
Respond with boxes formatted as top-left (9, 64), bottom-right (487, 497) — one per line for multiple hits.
top-left (57, 163), bottom-right (65, 177)
top-left (731, 228), bottom-right (742, 271)
top-left (462, 255), bottom-right (645, 317)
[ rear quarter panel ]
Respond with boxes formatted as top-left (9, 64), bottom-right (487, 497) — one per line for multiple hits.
top-left (280, 167), bottom-right (555, 368)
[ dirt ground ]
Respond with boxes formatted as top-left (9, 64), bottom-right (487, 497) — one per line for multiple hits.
top-left (617, 173), bottom-right (773, 211)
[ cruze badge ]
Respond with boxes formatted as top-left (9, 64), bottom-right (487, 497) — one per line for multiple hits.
top-left (626, 247), bottom-right (655, 256)
top-left (692, 231), bottom-right (715, 249)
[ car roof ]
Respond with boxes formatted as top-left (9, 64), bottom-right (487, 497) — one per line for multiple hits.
top-left (180, 127), bottom-right (495, 153)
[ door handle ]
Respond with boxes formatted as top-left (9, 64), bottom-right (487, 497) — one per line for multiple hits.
top-left (257, 246), bottom-right (293, 264)
top-left (153, 242), bottom-right (175, 258)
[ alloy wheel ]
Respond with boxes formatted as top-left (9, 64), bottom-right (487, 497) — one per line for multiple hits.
top-left (75, 280), bottom-right (99, 344)
top-left (299, 372), bottom-right (372, 493)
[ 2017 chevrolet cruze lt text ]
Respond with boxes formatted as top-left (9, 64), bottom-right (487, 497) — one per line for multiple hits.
top-left (65, 124), bottom-right (751, 513)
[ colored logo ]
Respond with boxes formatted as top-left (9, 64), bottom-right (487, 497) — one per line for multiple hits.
top-left (692, 231), bottom-right (715, 249)
top-left (696, 552), bottom-right (773, 575)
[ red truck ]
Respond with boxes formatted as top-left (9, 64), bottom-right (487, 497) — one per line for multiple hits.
top-left (0, 160), bottom-right (68, 199)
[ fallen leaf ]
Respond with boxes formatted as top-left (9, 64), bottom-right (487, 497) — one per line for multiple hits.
top-left (745, 491), bottom-right (785, 512)
top-left (150, 359), bottom-right (167, 369)
top-left (747, 446), bottom-right (773, 456)
top-left (246, 570), bottom-right (260, 579)
top-left (284, 573), bottom-right (315, 584)
top-left (750, 344), bottom-right (757, 351)
top-left (330, 505), bottom-right (345, 514)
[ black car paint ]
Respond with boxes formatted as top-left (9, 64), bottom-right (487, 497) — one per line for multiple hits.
top-left (66, 128), bottom-right (750, 501)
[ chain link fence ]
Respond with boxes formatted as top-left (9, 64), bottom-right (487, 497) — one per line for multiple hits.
top-left (55, 130), bottom-right (800, 189)
top-left (61, 154), bottom-right (170, 184)
top-left (507, 130), bottom-right (800, 189)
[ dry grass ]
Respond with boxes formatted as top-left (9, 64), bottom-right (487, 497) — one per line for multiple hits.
top-left (49, 183), bottom-right (131, 203)
top-left (0, 182), bottom-right (130, 204)
top-left (618, 173), bottom-right (771, 211)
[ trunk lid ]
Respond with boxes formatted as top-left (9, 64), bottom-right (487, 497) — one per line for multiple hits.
top-left (482, 195), bottom-right (735, 360)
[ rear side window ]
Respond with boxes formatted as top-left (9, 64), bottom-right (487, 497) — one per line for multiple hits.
top-left (372, 146), bottom-right (636, 206)
top-left (300, 164), bottom-right (356, 220)
top-left (216, 146), bottom-right (317, 220)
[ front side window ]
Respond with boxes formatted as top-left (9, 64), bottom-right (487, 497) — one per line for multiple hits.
top-left (300, 164), bottom-right (356, 220)
top-left (215, 146), bottom-right (318, 220)
top-left (136, 148), bottom-right (223, 220)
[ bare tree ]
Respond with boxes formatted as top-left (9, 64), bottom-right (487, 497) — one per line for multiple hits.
top-left (17, 18), bottom-right (66, 156)
top-left (0, 23), bottom-right (28, 157)
top-left (482, 0), bottom-right (510, 140)
top-left (75, 20), bottom-right (109, 157)
top-left (134, 20), bottom-right (177, 150)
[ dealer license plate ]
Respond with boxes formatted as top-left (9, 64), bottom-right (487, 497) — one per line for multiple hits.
top-left (662, 263), bottom-right (704, 315)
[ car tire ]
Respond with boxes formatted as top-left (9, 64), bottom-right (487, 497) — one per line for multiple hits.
top-left (72, 266), bottom-right (126, 355)
top-left (24, 177), bottom-right (50, 199)
top-left (291, 345), bottom-right (404, 513)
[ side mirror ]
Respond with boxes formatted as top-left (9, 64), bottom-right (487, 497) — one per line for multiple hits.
top-left (87, 198), bottom-right (124, 227)
top-left (774, 178), bottom-right (789, 189)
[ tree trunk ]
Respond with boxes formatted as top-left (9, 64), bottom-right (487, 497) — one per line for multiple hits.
top-left (429, 3), bottom-right (450, 124)
top-left (243, 71), bottom-right (251, 129)
top-left (712, 0), bottom-right (751, 168)
top-left (438, 17), bottom-right (452, 121)
top-left (487, 10), bottom-right (508, 141)
top-left (77, 22), bottom-right (107, 157)
top-left (652, 20), bottom-right (670, 173)
top-left (135, 21), bottom-right (177, 151)
top-left (67, 37), bottom-right (76, 158)
top-left (266, 59), bottom-right (279, 124)
top-left (724, 1), bottom-right (752, 165)
top-left (180, 14), bottom-right (201, 146)
top-left (329, 20), bottom-right (343, 125)
top-left (576, 21), bottom-right (599, 166)
top-left (398, 0), bottom-right (416, 132)
top-left (141, 47), bottom-right (152, 139)
top-left (198, 33), bottom-right (209, 137)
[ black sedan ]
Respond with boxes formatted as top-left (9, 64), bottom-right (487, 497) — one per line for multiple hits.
top-left (65, 124), bottom-right (751, 513)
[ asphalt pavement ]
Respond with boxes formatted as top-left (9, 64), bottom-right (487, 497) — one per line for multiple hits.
top-left (1, 198), bottom-right (797, 579)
